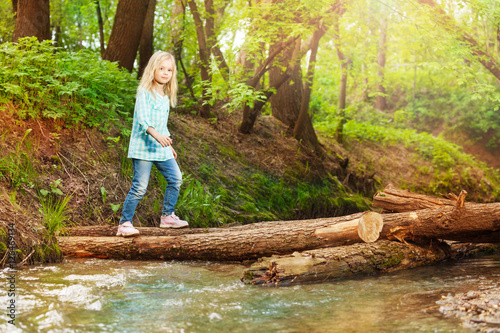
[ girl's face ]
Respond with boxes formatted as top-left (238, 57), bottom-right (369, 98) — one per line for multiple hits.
top-left (154, 59), bottom-right (174, 85)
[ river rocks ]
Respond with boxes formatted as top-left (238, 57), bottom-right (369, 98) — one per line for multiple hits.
top-left (437, 283), bottom-right (500, 332)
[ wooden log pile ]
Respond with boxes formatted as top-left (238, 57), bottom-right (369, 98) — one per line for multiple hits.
top-left (59, 184), bottom-right (500, 285)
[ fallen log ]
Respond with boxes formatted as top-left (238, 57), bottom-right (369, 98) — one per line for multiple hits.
top-left (241, 241), bottom-right (499, 286)
top-left (64, 225), bottom-right (221, 237)
top-left (59, 212), bottom-right (382, 261)
top-left (65, 212), bottom-right (383, 241)
top-left (373, 185), bottom-right (500, 243)
top-left (59, 200), bottom-right (500, 260)
top-left (373, 183), bottom-right (459, 213)
top-left (379, 202), bottom-right (500, 242)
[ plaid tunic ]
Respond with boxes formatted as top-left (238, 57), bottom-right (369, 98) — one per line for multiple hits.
top-left (127, 89), bottom-right (174, 161)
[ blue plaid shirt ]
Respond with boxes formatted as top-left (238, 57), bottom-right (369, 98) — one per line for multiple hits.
top-left (127, 89), bottom-right (174, 161)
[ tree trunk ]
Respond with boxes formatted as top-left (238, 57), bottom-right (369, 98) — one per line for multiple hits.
top-left (373, 184), bottom-right (500, 243)
top-left (241, 241), bottom-right (498, 285)
top-left (170, 0), bottom-right (196, 100)
top-left (293, 25), bottom-right (324, 152)
top-left (59, 211), bottom-right (370, 261)
top-left (239, 73), bottom-right (290, 134)
top-left (418, 0), bottom-right (500, 81)
top-left (187, 0), bottom-right (212, 117)
top-left (373, 183), bottom-right (458, 213)
top-left (53, 24), bottom-right (61, 47)
top-left (333, 32), bottom-right (350, 143)
top-left (12, 0), bottom-right (18, 13)
top-left (94, 0), bottom-right (106, 57)
top-left (375, 17), bottom-right (387, 111)
top-left (379, 202), bottom-right (500, 243)
top-left (269, 39), bottom-right (303, 128)
top-left (13, 0), bottom-right (50, 42)
top-left (242, 240), bottom-right (450, 285)
top-left (137, 0), bottom-right (156, 79)
top-left (239, 36), bottom-right (300, 133)
top-left (103, 0), bottom-right (149, 72)
top-left (60, 201), bottom-right (500, 261)
top-left (203, 0), bottom-right (229, 82)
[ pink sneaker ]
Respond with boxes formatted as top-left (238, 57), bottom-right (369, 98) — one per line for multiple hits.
top-left (116, 221), bottom-right (140, 237)
top-left (160, 213), bottom-right (189, 228)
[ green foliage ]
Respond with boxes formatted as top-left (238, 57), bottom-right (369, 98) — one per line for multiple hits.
top-left (0, 129), bottom-right (38, 189)
top-left (176, 174), bottom-right (223, 228)
top-left (0, 1), bottom-right (14, 43)
top-left (316, 117), bottom-right (500, 200)
top-left (40, 179), bottom-right (64, 197)
top-left (195, 78), bottom-right (268, 113)
top-left (0, 37), bottom-right (136, 131)
top-left (245, 173), bottom-right (368, 220)
top-left (50, 0), bottom-right (117, 52)
top-left (39, 192), bottom-right (73, 236)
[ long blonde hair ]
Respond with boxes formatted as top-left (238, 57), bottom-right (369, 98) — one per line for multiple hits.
top-left (138, 51), bottom-right (178, 107)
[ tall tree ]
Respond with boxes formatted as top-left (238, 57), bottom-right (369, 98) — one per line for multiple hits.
top-left (13, 0), bottom-right (50, 42)
top-left (332, 5), bottom-right (349, 144)
top-left (186, 0), bottom-right (229, 117)
top-left (293, 24), bottom-right (325, 151)
top-left (239, 36), bottom-right (299, 133)
top-left (170, 0), bottom-right (196, 99)
top-left (138, 0), bottom-right (157, 78)
top-left (269, 39), bottom-right (303, 129)
top-left (375, 17), bottom-right (388, 111)
top-left (103, 0), bottom-right (149, 72)
top-left (94, 0), bottom-right (105, 56)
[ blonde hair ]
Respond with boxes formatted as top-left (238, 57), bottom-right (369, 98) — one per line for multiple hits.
top-left (138, 51), bottom-right (178, 107)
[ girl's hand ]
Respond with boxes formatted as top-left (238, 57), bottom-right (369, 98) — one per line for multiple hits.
top-left (147, 127), bottom-right (172, 147)
top-left (172, 146), bottom-right (178, 159)
top-left (156, 134), bottom-right (172, 147)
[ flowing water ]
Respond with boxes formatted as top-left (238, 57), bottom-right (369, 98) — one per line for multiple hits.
top-left (1, 254), bottom-right (499, 333)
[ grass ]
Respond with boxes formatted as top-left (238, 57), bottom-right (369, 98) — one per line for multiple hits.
top-left (316, 117), bottom-right (500, 201)
top-left (39, 193), bottom-right (73, 236)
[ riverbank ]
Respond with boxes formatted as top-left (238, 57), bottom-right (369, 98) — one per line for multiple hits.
top-left (438, 284), bottom-right (500, 332)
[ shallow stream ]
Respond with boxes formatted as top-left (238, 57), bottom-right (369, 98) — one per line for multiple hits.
top-left (2, 253), bottom-right (499, 332)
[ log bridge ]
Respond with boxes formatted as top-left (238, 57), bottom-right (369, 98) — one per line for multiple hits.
top-left (60, 184), bottom-right (500, 285)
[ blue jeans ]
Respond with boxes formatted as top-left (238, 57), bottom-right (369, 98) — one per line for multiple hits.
top-left (120, 158), bottom-right (182, 224)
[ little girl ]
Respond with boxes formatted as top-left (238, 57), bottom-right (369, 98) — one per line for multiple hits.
top-left (117, 51), bottom-right (188, 237)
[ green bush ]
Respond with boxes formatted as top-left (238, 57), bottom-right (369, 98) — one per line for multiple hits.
top-left (0, 37), bottom-right (136, 131)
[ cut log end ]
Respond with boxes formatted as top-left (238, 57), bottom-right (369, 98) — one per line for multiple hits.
top-left (358, 211), bottom-right (383, 243)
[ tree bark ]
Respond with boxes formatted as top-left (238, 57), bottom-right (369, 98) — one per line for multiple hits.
top-left (60, 201), bottom-right (500, 261)
top-left (242, 240), bottom-right (450, 285)
top-left (375, 17), bottom-right (388, 111)
top-left (269, 39), bottom-right (303, 128)
top-left (137, 0), bottom-right (156, 79)
top-left (60, 212), bottom-right (368, 261)
top-left (293, 25), bottom-right (324, 151)
top-left (373, 183), bottom-right (458, 213)
top-left (241, 241), bottom-right (498, 285)
top-left (333, 17), bottom-right (350, 144)
top-left (13, 0), bottom-right (50, 42)
top-left (187, 0), bottom-right (212, 117)
top-left (239, 72), bottom-right (291, 134)
top-left (418, 0), bottom-right (500, 81)
top-left (12, 0), bottom-right (18, 13)
top-left (373, 184), bottom-right (500, 243)
top-left (103, 0), bottom-right (149, 72)
top-left (170, 0), bottom-right (196, 100)
top-left (94, 0), bottom-right (105, 57)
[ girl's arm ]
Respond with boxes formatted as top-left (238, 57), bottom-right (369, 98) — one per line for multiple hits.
top-left (146, 127), bottom-right (172, 147)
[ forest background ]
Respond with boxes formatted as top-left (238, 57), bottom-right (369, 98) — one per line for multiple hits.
top-left (0, 0), bottom-right (499, 264)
